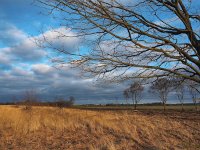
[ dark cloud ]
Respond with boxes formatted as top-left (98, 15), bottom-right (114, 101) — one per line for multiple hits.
top-left (0, 63), bottom-right (126, 103)
top-left (0, 62), bottom-right (195, 104)
top-left (0, 1), bottom-right (131, 104)
top-left (0, 3), bottom-right (197, 104)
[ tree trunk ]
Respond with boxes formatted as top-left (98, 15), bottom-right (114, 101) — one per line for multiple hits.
top-left (193, 99), bottom-right (198, 111)
top-left (195, 102), bottom-right (198, 111)
top-left (181, 103), bottom-right (184, 112)
top-left (163, 102), bottom-right (166, 112)
top-left (132, 94), bottom-right (135, 110)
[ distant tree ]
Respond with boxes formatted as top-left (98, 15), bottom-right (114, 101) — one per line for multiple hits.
top-left (174, 80), bottom-right (185, 111)
top-left (123, 89), bottom-right (129, 104)
top-left (128, 81), bottom-right (144, 110)
top-left (150, 78), bottom-right (173, 111)
top-left (12, 95), bottom-right (18, 105)
top-left (187, 81), bottom-right (199, 111)
top-left (69, 96), bottom-right (75, 103)
top-left (69, 96), bottom-right (75, 105)
top-left (23, 90), bottom-right (38, 110)
top-left (54, 97), bottom-right (66, 108)
top-left (55, 96), bottom-right (75, 108)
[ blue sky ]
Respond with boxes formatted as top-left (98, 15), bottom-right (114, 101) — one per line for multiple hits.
top-left (0, 0), bottom-right (128, 104)
top-left (0, 0), bottom-right (196, 104)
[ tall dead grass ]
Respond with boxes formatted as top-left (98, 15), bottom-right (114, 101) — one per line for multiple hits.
top-left (0, 105), bottom-right (199, 150)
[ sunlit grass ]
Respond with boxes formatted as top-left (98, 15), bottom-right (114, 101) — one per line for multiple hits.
top-left (0, 105), bottom-right (199, 149)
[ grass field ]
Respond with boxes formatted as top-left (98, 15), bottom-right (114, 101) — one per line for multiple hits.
top-left (0, 105), bottom-right (199, 150)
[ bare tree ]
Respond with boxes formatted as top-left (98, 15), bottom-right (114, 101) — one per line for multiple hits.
top-left (23, 90), bottom-right (38, 110)
top-left (150, 78), bottom-right (173, 111)
top-left (125, 81), bottom-right (144, 109)
top-left (69, 96), bottom-right (75, 105)
top-left (123, 89), bottom-right (129, 104)
top-left (130, 82), bottom-right (144, 110)
top-left (174, 80), bottom-right (185, 111)
top-left (187, 81), bottom-right (199, 111)
top-left (37, 0), bottom-right (200, 83)
top-left (54, 96), bottom-right (75, 108)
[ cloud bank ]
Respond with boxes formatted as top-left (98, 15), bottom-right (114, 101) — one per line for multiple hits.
top-left (0, 20), bottom-right (194, 104)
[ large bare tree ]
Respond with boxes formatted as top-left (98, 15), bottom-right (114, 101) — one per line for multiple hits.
top-left (38, 0), bottom-right (200, 83)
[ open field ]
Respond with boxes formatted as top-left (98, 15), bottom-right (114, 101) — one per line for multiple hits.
top-left (75, 104), bottom-right (199, 111)
top-left (0, 105), bottom-right (199, 150)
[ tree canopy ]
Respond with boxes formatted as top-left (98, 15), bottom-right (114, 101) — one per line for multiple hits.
top-left (38, 0), bottom-right (200, 83)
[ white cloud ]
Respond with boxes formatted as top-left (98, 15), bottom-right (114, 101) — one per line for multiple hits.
top-left (0, 24), bottom-right (80, 65)
top-left (32, 64), bottom-right (53, 74)
top-left (0, 21), bottom-right (27, 45)
top-left (0, 50), bottom-right (10, 64)
top-left (0, 23), bottom-right (192, 104)
top-left (37, 27), bottom-right (80, 53)
top-left (10, 38), bottom-right (47, 62)
top-left (0, 22), bottom-right (46, 63)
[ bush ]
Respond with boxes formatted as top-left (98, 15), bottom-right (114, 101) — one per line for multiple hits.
top-left (55, 96), bottom-right (75, 108)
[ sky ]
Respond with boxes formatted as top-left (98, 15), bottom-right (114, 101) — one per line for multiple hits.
top-left (0, 0), bottom-right (195, 104)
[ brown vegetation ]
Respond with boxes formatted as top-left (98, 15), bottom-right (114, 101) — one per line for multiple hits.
top-left (0, 105), bottom-right (199, 150)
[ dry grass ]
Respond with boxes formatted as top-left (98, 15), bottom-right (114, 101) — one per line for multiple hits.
top-left (0, 105), bottom-right (199, 150)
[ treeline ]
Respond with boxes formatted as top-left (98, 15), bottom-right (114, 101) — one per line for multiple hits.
top-left (0, 100), bottom-right (74, 108)
top-left (2, 90), bottom-right (75, 109)
top-left (123, 78), bottom-right (200, 111)
top-left (80, 103), bottom-right (196, 107)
